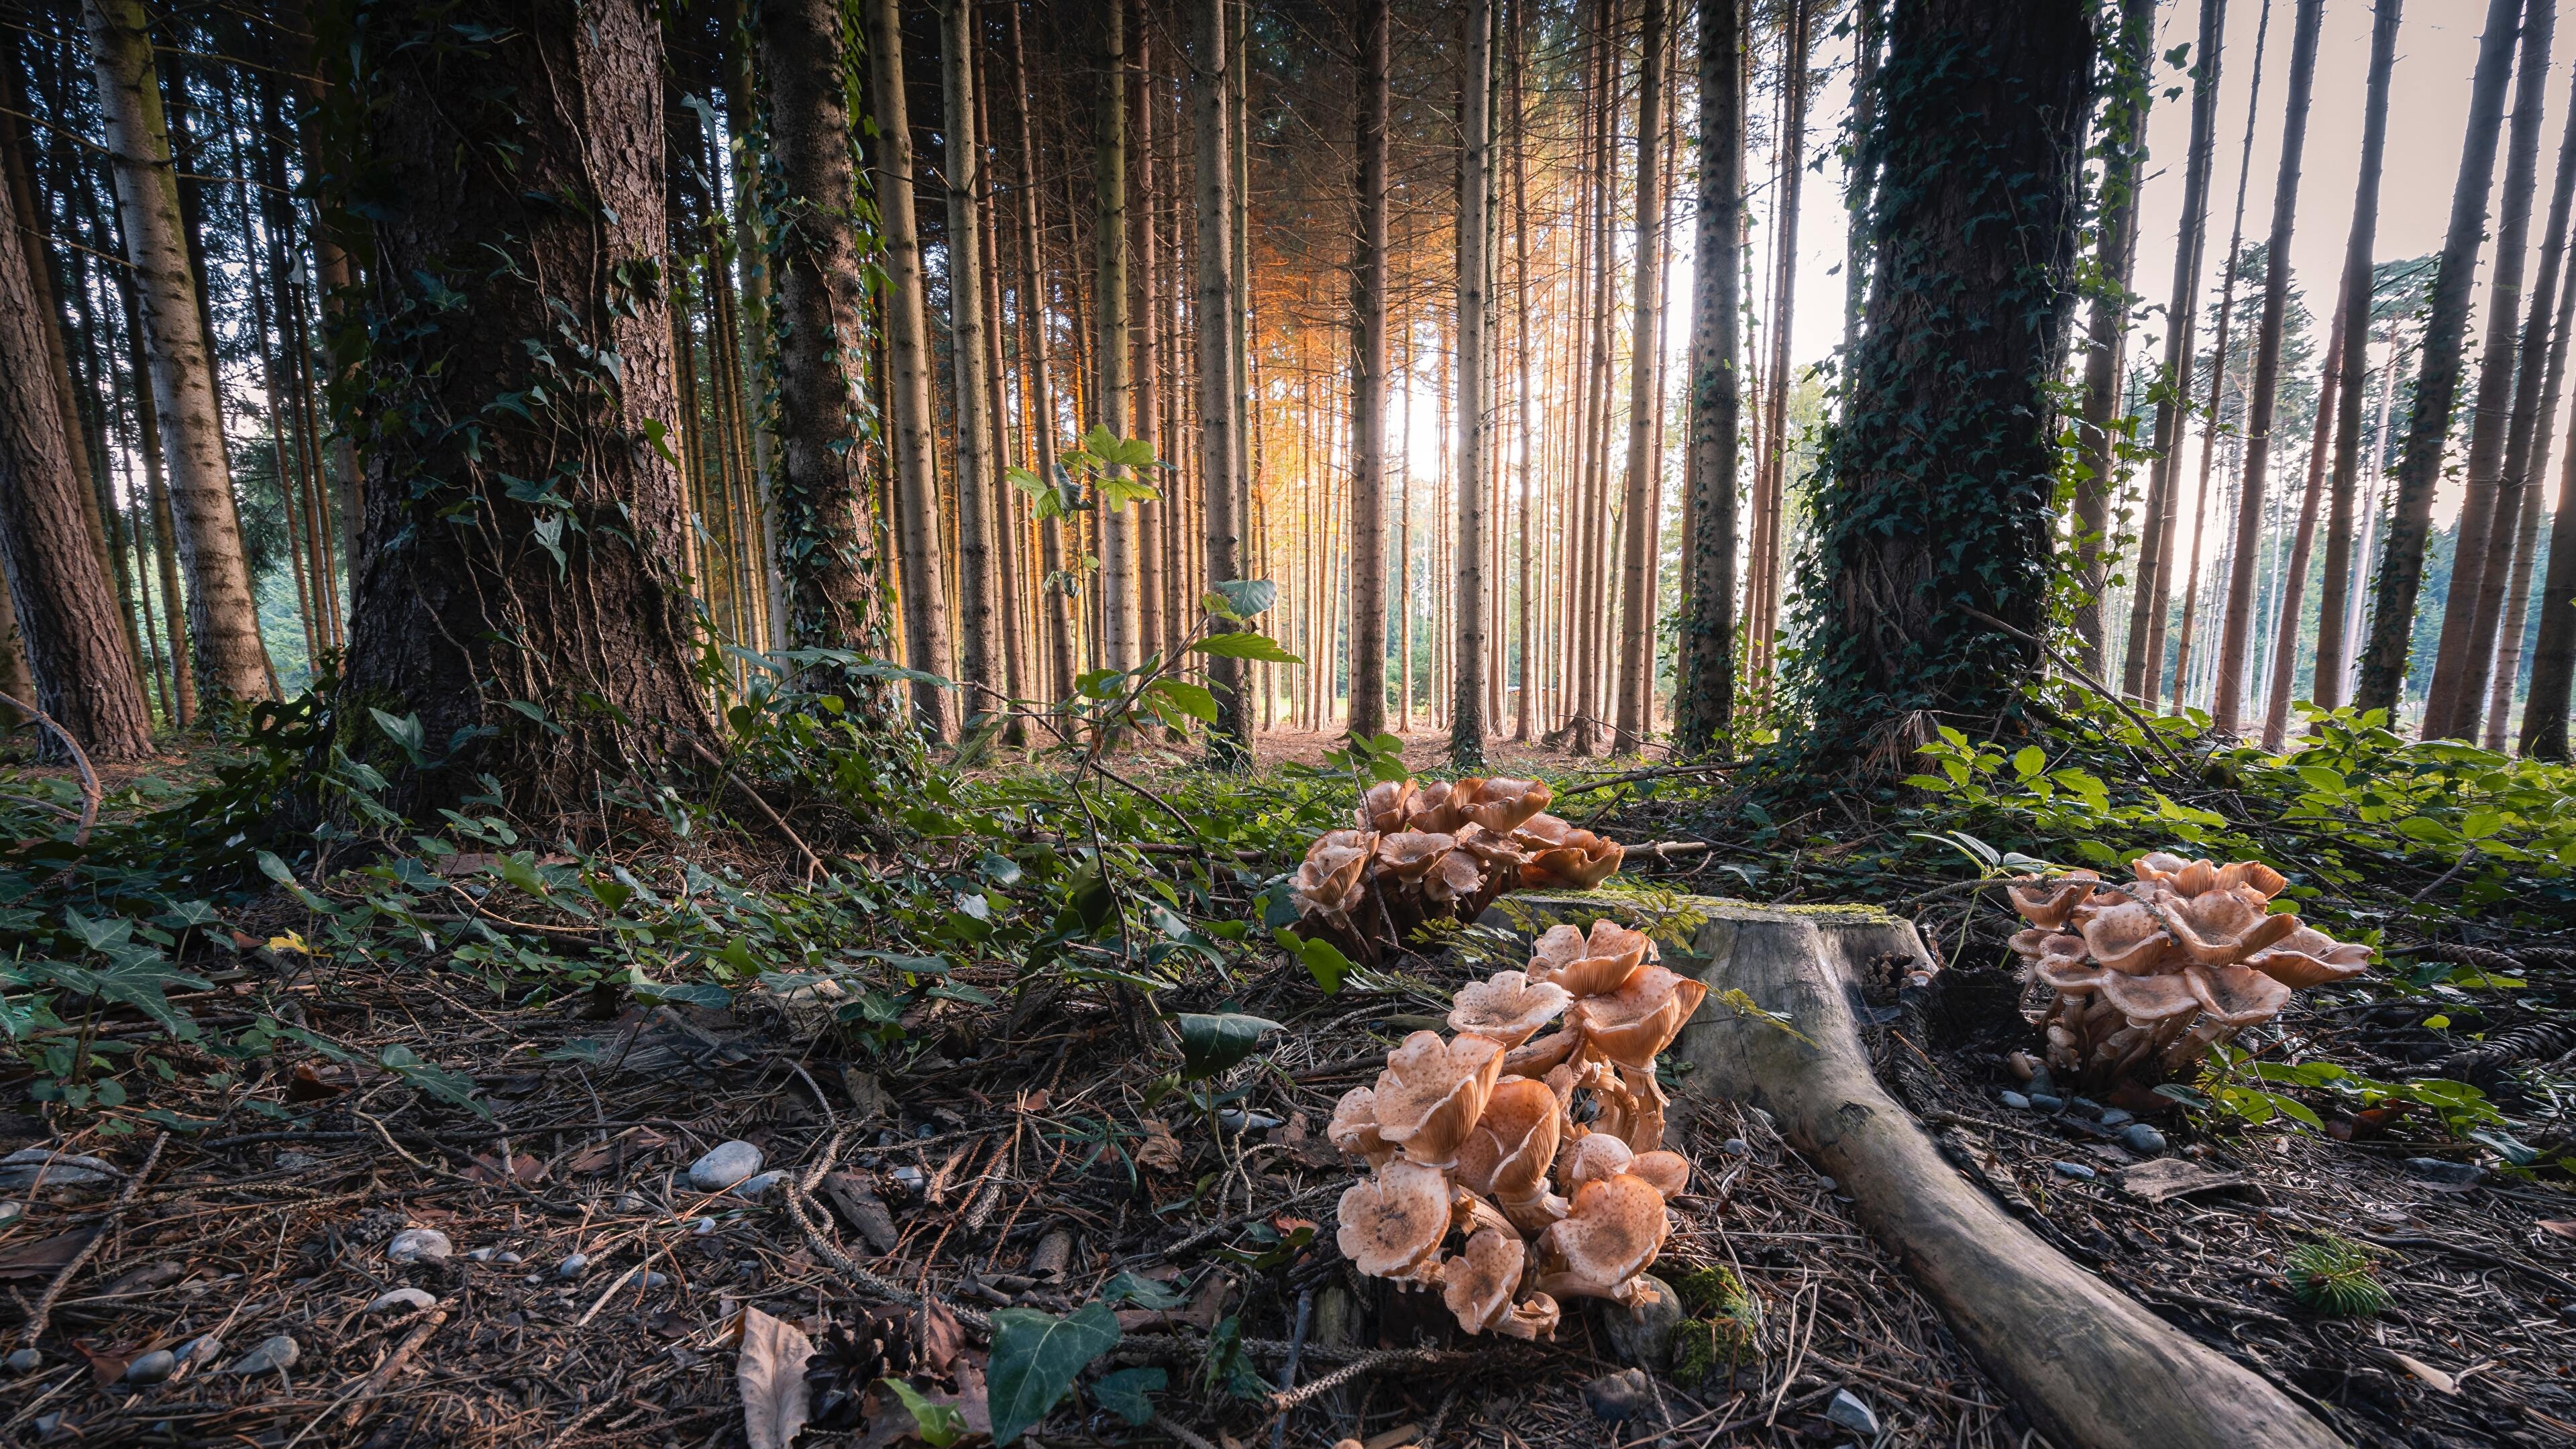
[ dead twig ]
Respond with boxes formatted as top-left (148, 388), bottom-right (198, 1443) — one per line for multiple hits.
top-left (339, 1307), bottom-right (449, 1430)
top-left (19, 1130), bottom-right (164, 1348)
top-left (0, 688), bottom-right (102, 845)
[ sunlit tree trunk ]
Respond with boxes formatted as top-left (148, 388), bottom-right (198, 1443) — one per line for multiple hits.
top-left (2212, 0), bottom-right (2322, 737)
top-left (1450, 0), bottom-right (1493, 767)
top-left (1128, 1), bottom-right (1166, 672)
top-left (83, 0), bottom-right (271, 709)
top-left (2071, 0), bottom-right (2153, 678)
top-left (945, 0), bottom-right (1000, 709)
top-left (1347, 0), bottom-right (1391, 741)
top-left (2310, 0), bottom-right (2400, 714)
top-left (1612, 0), bottom-right (1668, 753)
top-left (1095, 3), bottom-right (1139, 674)
top-left (2359, 0), bottom-right (2524, 718)
top-left (1509, 4), bottom-right (1536, 745)
top-left (1676, 0), bottom-right (1743, 757)
top-left (1006, 1), bottom-right (1076, 706)
top-left (972, 44), bottom-right (1028, 720)
top-left (1750, 0), bottom-right (1812, 690)
top-left (1191, 0), bottom-right (1247, 756)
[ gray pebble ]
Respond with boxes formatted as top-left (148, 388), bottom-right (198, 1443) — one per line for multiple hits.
top-left (31, 1413), bottom-right (57, 1436)
top-left (465, 1246), bottom-right (497, 1262)
top-left (173, 1336), bottom-right (222, 1366)
top-left (0, 1199), bottom-right (21, 1228)
top-left (2028, 1094), bottom-right (2064, 1112)
top-left (1215, 1109), bottom-right (1283, 1133)
top-left (887, 1164), bottom-right (926, 1199)
top-left (1824, 1389), bottom-right (1881, 1438)
top-left (227, 1335), bottom-right (299, 1376)
top-left (496, 1251), bottom-right (522, 1265)
top-left (2119, 1124), bottom-right (2167, 1155)
top-left (1815, 1176), bottom-right (1838, 1193)
top-left (1721, 1138), bottom-right (1750, 1156)
top-left (2098, 1108), bottom-right (2134, 1127)
top-left (123, 1350), bottom-right (176, 1385)
top-left (365, 1288), bottom-right (438, 1316)
top-left (687, 1140), bottom-right (763, 1193)
top-left (557, 1253), bottom-right (590, 1279)
top-left (616, 1192), bottom-right (651, 1214)
top-left (735, 1171), bottom-right (784, 1200)
top-left (2403, 1157), bottom-right (2483, 1185)
top-left (643, 1272), bottom-right (671, 1289)
top-left (2068, 1097), bottom-right (2105, 1117)
top-left (2051, 1161), bottom-right (2096, 1181)
top-left (5, 1347), bottom-right (40, 1373)
top-left (1998, 1091), bottom-right (2031, 1110)
top-left (386, 1228), bottom-right (452, 1265)
top-left (1582, 1366), bottom-right (1656, 1422)
top-left (690, 1217), bottom-right (718, 1236)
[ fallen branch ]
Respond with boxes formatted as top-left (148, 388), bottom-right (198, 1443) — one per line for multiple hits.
top-left (339, 1307), bottom-right (448, 1431)
top-left (0, 688), bottom-right (101, 845)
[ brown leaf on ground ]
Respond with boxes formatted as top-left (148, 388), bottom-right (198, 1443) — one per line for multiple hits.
top-left (564, 1127), bottom-right (672, 1175)
top-left (463, 1152), bottom-right (547, 1186)
top-left (2117, 1157), bottom-right (2251, 1203)
top-left (918, 1298), bottom-right (967, 1375)
top-left (0, 1228), bottom-right (97, 1279)
top-left (822, 1173), bottom-right (901, 1254)
top-left (1134, 1116), bottom-right (1184, 1173)
top-left (738, 1305), bottom-right (814, 1449)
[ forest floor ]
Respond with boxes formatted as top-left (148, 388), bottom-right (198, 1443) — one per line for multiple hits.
top-left (3, 724), bottom-right (2576, 1448)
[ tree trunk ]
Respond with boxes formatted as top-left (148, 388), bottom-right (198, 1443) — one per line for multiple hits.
top-left (2121, 0), bottom-right (2226, 704)
top-left (1612, 0), bottom-right (1669, 754)
top-left (1805, 0), bottom-right (2094, 751)
top-left (1191, 0), bottom-right (1248, 758)
top-left (1094, 3), bottom-right (1139, 675)
top-left (2260, 301), bottom-right (2345, 748)
top-left (1750, 0), bottom-right (1812, 691)
top-left (1007, 1), bottom-right (1077, 707)
top-left (83, 0), bottom-right (272, 709)
top-left (945, 0), bottom-right (1001, 709)
top-left (2071, 0), bottom-right (2155, 678)
top-left (1449, 0), bottom-right (1494, 767)
top-left (338, 0), bottom-right (710, 812)
top-left (1674, 0), bottom-right (1743, 757)
top-left (761, 0), bottom-right (895, 708)
top-left (0, 138), bottom-right (154, 759)
top-left (723, 0), bottom-right (786, 651)
top-left (2212, 0), bottom-right (2322, 737)
top-left (862, 0), bottom-right (955, 733)
top-left (2358, 0), bottom-right (2524, 718)
top-left (1843, 0), bottom-right (1880, 364)
top-left (120, 283), bottom-right (193, 725)
top-left (1346, 0), bottom-right (1391, 742)
top-left (1509, 5), bottom-right (1536, 745)
top-left (2310, 0), bottom-right (2400, 714)
top-left (1128, 1), bottom-right (1165, 674)
top-left (972, 44), bottom-right (1028, 722)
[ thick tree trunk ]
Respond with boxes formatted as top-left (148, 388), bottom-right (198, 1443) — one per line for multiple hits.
top-left (83, 0), bottom-right (272, 709)
top-left (1807, 0), bottom-right (2093, 751)
top-left (1191, 0), bottom-right (1247, 757)
top-left (2423, 0), bottom-right (2556, 739)
top-left (761, 0), bottom-right (894, 708)
top-left (2072, 0), bottom-right (2155, 679)
top-left (864, 0), bottom-right (955, 734)
top-left (1006, 1), bottom-right (1077, 707)
top-left (1449, 0), bottom-right (1494, 767)
top-left (1509, 9), bottom-right (1536, 745)
top-left (1612, 0), bottom-right (1669, 754)
top-left (1674, 0), bottom-right (1743, 758)
top-left (2358, 0), bottom-right (2524, 718)
top-left (946, 0), bottom-right (1001, 708)
top-left (1095, 4), bottom-right (1139, 674)
top-left (1347, 0), bottom-right (1391, 742)
top-left (343, 0), bottom-right (710, 813)
top-left (0, 145), bottom-right (154, 760)
top-left (2121, 0), bottom-right (2225, 705)
top-left (2212, 0), bottom-right (2322, 737)
top-left (2310, 0), bottom-right (2400, 714)
top-left (1128, 3), bottom-right (1165, 673)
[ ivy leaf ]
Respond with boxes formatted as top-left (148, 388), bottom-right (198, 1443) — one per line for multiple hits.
top-left (1273, 927), bottom-right (1351, 994)
top-left (1089, 1366), bottom-right (1166, 1427)
top-left (1097, 1271), bottom-right (1190, 1310)
top-left (377, 1044), bottom-right (490, 1117)
top-left (371, 708), bottom-right (429, 766)
top-left (985, 1301), bottom-right (1122, 1444)
top-left (1176, 1012), bottom-right (1283, 1080)
top-left (881, 1378), bottom-right (969, 1447)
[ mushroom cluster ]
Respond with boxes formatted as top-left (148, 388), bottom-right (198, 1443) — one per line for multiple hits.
top-left (2007, 852), bottom-right (2369, 1091)
top-left (1330, 918), bottom-right (1706, 1338)
top-left (1293, 777), bottom-right (1625, 963)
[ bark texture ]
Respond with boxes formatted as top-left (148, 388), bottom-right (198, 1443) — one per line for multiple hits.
top-left (1612, 0), bottom-right (1668, 754)
top-left (343, 0), bottom-right (709, 812)
top-left (945, 0), bottom-right (1000, 704)
top-left (1449, 0), bottom-right (1493, 767)
top-left (1674, 0), bottom-right (1743, 757)
top-left (1348, 0), bottom-right (1391, 741)
top-left (1192, 0), bottom-right (1248, 756)
top-left (2070, 0), bottom-right (2154, 680)
top-left (1095, 3), bottom-right (1138, 674)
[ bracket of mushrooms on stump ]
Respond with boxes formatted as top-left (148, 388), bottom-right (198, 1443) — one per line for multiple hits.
top-left (1293, 777), bottom-right (1704, 1340)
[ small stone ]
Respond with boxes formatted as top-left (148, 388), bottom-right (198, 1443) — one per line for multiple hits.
top-left (1824, 1389), bottom-right (1881, 1438)
top-left (2119, 1124), bottom-right (2167, 1155)
top-left (2403, 1157), bottom-right (2483, 1185)
top-left (0, 1148), bottom-right (122, 1190)
top-left (173, 1336), bottom-right (222, 1366)
top-left (227, 1335), bottom-right (299, 1376)
top-left (1998, 1091), bottom-right (2031, 1111)
top-left (642, 1272), bottom-right (670, 1289)
top-left (1720, 1138), bottom-right (1749, 1157)
top-left (616, 1192), bottom-right (651, 1214)
top-left (1599, 1275), bottom-right (1683, 1371)
top-left (123, 1350), bottom-right (176, 1385)
top-left (735, 1171), bottom-right (784, 1200)
top-left (275, 1150), bottom-right (319, 1169)
top-left (1815, 1176), bottom-right (1838, 1193)
top-left (32, 1413), bottom-right (58, 1436)
top-left (1582, 1366), bottom-right (1656, 1422)
top-left (2025, 1067), bottom-right (2057, 1098)
top-left (690, 1218), bottom-right (718, 1236)
top-left (364, 1288), bottom-right (437, 1316)
top-left (5, 1347), bottom-right (41, 1373)
top-left (386, 1228), bottom-right (452, 1265)
top-left (2051, 1161), bottom-right (2096, 1181)
top-left (466, 1247), bottom-right (497, 1262)
top-left (688, 1141), bottom-right (763, 1193)
top-left (2098, 1108), bottom-right (2134, 1127)
top-left (557, 1253), bottom-right (590, 1279)
top-left (2068, 1097), bottom-right (2105, 1118)
top-left (1214, 1109), bottom-right (1283, 1133)
top-left (0, 1200), bottom-right (24, 1228)
top-left (496, 1252), bottom-right (522, 1265)
top-left (2028, 1094), bottom-right (2064, 1112)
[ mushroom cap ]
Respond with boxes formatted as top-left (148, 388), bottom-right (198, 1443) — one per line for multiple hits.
top-left (1420, 845), bottom-right (1489, 905)
top-left (2163, 890), bottom-right (2302, 967)
top-left (1375, 830), bottom-right (1462, 882)
top-left (2078, 901), bottom-right (2172, 975)
top-left (2215, 861), bottom-right (2289, 902)
top-left (2243, 926), bottom-right (2372, 989)
top-left (1529, 920), bottom-right (1654, 998)
top-left (2035, 955), bottom-right (2108, 995)
top-left (1519, 824), bottom-right (1625, 890)
top-left (1371, 1031), bottom-right (1507, 1168)
top-left (1558, 1131), bottom-right (1637, 1192)
top-left (1407, 778), bottom-right (1477, 835)
top-left (1454, 1077), bottom-right (1562, 1202)
top-left (2008, 927), bottom-right (2090, 969)
top-left (2006, 871), bottom-right (2100, 930)
top-left (1501, 1026), bottom-right (1582, 1079)
top-left (1461, 777), bottom-right (1553, 834)
top-left (1575, 966), bottom-right (1709, 1069)
top-left (2186, 962), bottom-right (2292, 1026)
top-left (2098, 969), bottom-right (2201, 1023)
top-left (1328, 1087), bottom-right (1395, 1169)
top-left (1440, 1228), bottom-right (1527, 1335)
top-left (1450, 971), bottom-right (1574, 1049)
top-left (1495, 1291), bottom-right (1561, 1341)
top-left (1356, 779), bottom-right (1419, 833)
top-left (1294, 830), bottom-right (1378, 918)
top-left (1539, 1174), bottom-right (1670, 1301)
top-left (2129, 851), bottom-right (2194, 885)
top-left (1629, 1150), bottom-right (1691, 1199)
top-left (1336, 1159), bottom-right (1452, 1279)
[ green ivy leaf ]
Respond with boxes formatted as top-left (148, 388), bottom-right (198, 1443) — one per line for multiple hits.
top-left (1175, 1012), bottom-right (1284, 1079)
top-left (985, 1301), bottom-right (1122, 1444)
top-left (881, 1378), bottom-right (968, 1447)
top-left (1089, 1366), bottom-right (1166, 1427)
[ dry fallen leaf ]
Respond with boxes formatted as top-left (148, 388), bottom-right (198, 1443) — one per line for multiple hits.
top-left (919, 1297), bottom-right (967, 1376)
top-left (2536, 1219), bottom-right (2576, 1241)
top-left (2379, 1350), bottom-right (2457, 1395)
top-left (1134, 1116), bottom-right (1184, 1173)
top-left (738, 1305), bottom-right (816, 1449)
top-left (0, 1228), bottom-right (99, 1280)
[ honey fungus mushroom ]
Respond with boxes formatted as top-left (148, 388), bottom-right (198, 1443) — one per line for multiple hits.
top-left (2007, 853), bottom-right (2371, 1091)
top-left (1537, 1173), bottom-right (1671, 1309)
top-left (1291, 779), bottom-right (1624, 962)
top-left (1371, 1032), bottom-right (1505, 1169)
top-left (1335, 1159), bottom-right (1451, 1285)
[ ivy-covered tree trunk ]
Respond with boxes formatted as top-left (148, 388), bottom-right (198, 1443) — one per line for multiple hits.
top-left (1673, 0), bottom-right (1743, 757)
top-left (759, 0), bottom-right (890, 709)
top-left (2069, 0), bottom-right (2153, 680)
top-left (1801, 0), bottom-right (2094, 759)
top-left (341, 0), bottom-right (710, 813)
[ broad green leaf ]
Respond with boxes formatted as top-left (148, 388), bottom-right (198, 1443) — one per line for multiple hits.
top-left (377, 1044), bottom-right (490, 1116)
top-left (881, 1378), bottom-right (968, 1446)
top-left (1089, 1366), bottom-right (1166, 1427)
top-left (2012, 746), bottom-right (2045, 777)
top-left (1211, 578), bottom-right (1277, 618)
top-left (1146, 679), bottom-right (1218, 724)
top-left (1176, 1011), bottom-right (1284, 1079)
top-left (985, 1301), bottom-right (1122, 1444)
top-left (370, 708), bottom-right (429, 765)
top-left (1099, 1271), bottom-right (1190, 1309)
top-left (1191, 631), bottom-right (1301, 663)
top-left (1275, 927), bottom-right (1350, 994)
